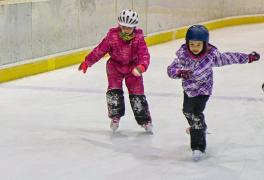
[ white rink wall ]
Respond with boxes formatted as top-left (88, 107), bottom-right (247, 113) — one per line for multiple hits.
top-left (0, 0), bottom-right (264, 66)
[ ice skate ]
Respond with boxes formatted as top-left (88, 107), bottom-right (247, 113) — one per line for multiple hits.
top-left (142, 121), bottom-right (153, 133)
top-left (192, 150), bottom-right (205, 161)
top-left (110, 117), bottom-right (120, 133)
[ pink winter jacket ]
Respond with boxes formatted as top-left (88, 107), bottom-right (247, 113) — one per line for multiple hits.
top-left (85, 27), bottom-right (150, 74)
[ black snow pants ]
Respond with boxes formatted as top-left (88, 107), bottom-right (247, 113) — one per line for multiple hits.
top-left (106, 89), bottom-right (151, 125)
top-left (183, 92), bottom-right (209, 152)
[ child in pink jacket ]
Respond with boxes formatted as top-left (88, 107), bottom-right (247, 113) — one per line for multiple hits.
top-left (78, 9), bottom-right (152, 133)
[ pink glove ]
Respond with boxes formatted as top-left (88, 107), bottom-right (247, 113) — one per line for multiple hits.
top-left (78, 61), bottom-right (88, 73)
top-left (132, 65), bottom-right (146, 77)
top-left (248, 51), bottom-right (260, 63)
top-left (177, 69), bottom-right (193, 79)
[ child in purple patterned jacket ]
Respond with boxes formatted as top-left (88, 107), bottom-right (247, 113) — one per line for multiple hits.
top-left (167, 25), bottom-right (260, 161)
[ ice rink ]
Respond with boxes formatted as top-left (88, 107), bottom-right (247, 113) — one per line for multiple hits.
top-left (1, 23), bottom-right (264, 180)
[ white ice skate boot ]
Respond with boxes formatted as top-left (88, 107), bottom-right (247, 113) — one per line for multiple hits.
top-left (142, 121), bottom-right (153, 133)
top-left (192, 150), bottom-right (205, 161)
top-left (110, 117), bottom-right (120, 133)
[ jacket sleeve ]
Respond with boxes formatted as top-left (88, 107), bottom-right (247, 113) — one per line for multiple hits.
top-left (212, 50), bottom-right (249, 67)
top-left (85, 34), bottom-right (110, 67)
top-left (137, 34), bottom-right (150, 71)
top-left (167, 48), bottom-right (185, 79)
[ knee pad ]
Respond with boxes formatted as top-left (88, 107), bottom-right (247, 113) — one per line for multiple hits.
top-left (106, 89), bottom-right (125, 118)
top-left (129, 94), bottom-right (151, 125)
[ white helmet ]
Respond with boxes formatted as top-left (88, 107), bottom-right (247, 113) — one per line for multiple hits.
top-left (118, 9), bottom-right (139, 28)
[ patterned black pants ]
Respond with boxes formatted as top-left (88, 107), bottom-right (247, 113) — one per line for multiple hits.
top-left (183, 92), bottom-right (210, 152)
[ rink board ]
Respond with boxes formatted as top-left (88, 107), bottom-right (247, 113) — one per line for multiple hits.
top-left (0, 15), bottom-right (264, 83)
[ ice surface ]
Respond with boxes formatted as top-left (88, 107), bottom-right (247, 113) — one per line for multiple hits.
top-left (0, 23), bottom-right (264, 180)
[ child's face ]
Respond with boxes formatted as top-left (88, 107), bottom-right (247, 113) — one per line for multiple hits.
top-left (120, 25), bottom-right (134, 35)
top-left (188, 40), bottom-right (204, 55)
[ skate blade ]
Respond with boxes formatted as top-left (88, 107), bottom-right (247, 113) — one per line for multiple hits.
top-left (193, 157), bottom-right (200, 161)
top-left (145, 130), bottom-right (154, 135)
top-left (112, 129), bottom-right (117, 134)
top-left (110, 125), bottom-right (118, 133)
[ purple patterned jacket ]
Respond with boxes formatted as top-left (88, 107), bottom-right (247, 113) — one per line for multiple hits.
top-left (167, 44), bottom-right (249, 97)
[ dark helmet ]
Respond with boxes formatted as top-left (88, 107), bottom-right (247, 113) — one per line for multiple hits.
top-left (186, 25), bottom-right (209, 42)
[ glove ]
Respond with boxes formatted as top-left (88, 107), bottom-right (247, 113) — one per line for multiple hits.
top-left (177, 69), bottom-right (193, 79)
top-left (78, 61), bottom-right (88, 73)
top-left (248, 51), bottom-right (260, 63)
top-left (132, 65), bottom-right (146, 77)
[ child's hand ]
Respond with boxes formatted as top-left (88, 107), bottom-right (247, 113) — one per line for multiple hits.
top-left (177, 69), bottom-right (193, 79)
top-left (78, 61), bottom-right (88, 73)
top-left (248, 51), bottom-right (260, 63)
top-left (132, 65), bottom-right (146, 77)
